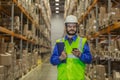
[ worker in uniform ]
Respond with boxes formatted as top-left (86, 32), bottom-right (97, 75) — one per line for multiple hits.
top-left (50, 15), bottom-right (92, 80)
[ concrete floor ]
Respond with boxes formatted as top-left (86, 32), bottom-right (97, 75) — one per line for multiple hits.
top-left (37, 15), bottom-right (64, 80)
top-left (38, 63), bottom-right (57, 80)
top-left (20, 59), bottom-right (57, 80)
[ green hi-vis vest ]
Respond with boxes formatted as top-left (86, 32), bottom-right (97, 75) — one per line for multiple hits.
top-left (56, 36), bottom-right (87, 80)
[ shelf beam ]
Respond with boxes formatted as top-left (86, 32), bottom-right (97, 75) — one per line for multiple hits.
top-left (0, 26), bottom-right (34, 43)
top-left (78, 0), bottom-right (98, 25)
top-left (0, 6), bottom-right (11, 16)
top-left (90, 22), bottom-right (120, 39)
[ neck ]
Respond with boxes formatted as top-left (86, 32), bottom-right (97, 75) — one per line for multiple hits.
top-left (67, 35), bottom-right (74, 38)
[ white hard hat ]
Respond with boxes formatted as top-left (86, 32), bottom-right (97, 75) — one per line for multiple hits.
top-left (65, 15), bottom-right (78, 24)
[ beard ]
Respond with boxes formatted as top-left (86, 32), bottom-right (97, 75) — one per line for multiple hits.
top-left (66, 29), bottom-right (77, 35)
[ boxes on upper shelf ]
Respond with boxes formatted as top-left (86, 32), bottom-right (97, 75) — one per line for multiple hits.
top-left (111, 8), bottom-right (120, 23)
top-left (0, 53), bottom-right (12, 66)
top-left (14, 16), bottom-right (20, 33)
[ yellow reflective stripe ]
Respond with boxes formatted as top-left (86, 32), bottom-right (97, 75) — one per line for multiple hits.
top-left (82, 38), bottom-right (87, 50)
top-left (79, 37), bottom-right (83, 53)
top-left (56, 38), bottom-right (65, 43)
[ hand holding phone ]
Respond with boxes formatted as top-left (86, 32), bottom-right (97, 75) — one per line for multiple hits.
top-left (72, 48), bottom-right (81, 57)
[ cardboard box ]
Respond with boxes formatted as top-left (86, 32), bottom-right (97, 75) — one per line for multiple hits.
top-left (0, 74), bottom-right (5, 80)
top-left (0, 42), bottom-right (8, 54)
top-left (96, 65), bottom-right (106, 80)
top-left (113, 71), bottom-right (120, 80)
top-left (23, 24), bottom-right (28, 36)
top-left (0, 66), bottom-right (4, 74)
top-left (0, 53), bottom-right (12, 66)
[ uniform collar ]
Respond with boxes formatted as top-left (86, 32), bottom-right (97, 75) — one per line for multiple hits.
top-left (65, 35), bottom-right (77, 41)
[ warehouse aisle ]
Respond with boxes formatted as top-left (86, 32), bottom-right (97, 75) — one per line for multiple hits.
top-left (0, 0), bottom-right (120, 80)
top-left (38, 63), bottom-right (57, 80)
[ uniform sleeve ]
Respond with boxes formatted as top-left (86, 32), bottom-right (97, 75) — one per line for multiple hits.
top-left (79, 43), bottom-right (92, 64)
top-left (50, 44), bottom-right (61, 65)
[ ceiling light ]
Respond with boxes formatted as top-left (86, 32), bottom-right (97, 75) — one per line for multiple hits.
top-left (56, 11), bottom-right (59, 13)
top-left (55, 3), bottom-right (59, 6)
top-left (56, 7), bottom-right (59, 10)
top-left (55, 0), bottom-right (59, 2)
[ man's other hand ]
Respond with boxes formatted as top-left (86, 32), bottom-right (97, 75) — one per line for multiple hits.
top-left (59, 51), bottom-right (67, 61)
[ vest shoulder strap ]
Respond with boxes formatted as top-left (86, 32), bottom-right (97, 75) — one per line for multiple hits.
top-left (56, 38), bottom-right (65, 43)
top-left (79, 37), bottom-right (87, 53)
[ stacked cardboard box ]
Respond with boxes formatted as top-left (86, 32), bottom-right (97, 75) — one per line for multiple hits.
top-left (111, 8), bottom-right (120, 23)
top-left (0, 42), bottom-right (7, 54)
top-left (0, 53), bottom-right (12, 65)
top-left (0, 17), bottom-right (11, 29)
top-left (23, 24), bottom-right (28, 36)
top-left (14, 16), bottom-right (20, 33)
top-left (113, 71), bottom-right (120, 80)
top-left (86, 10), bottom-right (96, 35)
top-left (98, 6), bottom-right (108, 30)
top-left (89, 65), bottom-right (106, 80)
top-left (0, 66), bottom-right (5, 80)
top-left (22, 50), bottom-right (29, 74)
top-left (26, 30), bottom-right (33, 40)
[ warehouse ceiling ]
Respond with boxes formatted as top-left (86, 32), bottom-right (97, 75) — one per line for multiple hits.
top-left (49, 0), bottom-right (65, 14)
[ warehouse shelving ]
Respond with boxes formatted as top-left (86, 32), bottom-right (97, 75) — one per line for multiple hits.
top-left (13, 0), bottom-right (51, 34)
top-left (89, 22), bottom-right (120, 39)
top-left (0, 0), bottom-right (51, 80)
top-left (13, 0), bottom-right (37, 25)
top-left (64, 0), bottom-right (78, 17)
top-left (78, 0), bottom-right (98, 25)
top-left (43, 0), bottom-right (51, 29)
top-left (0, 26), bottom-right (35, 43)
top-left (65, 0), bottom-right (120, 79)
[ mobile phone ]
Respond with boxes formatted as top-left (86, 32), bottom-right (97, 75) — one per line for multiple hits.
top-left (72, 48), bottom-right (78, 51)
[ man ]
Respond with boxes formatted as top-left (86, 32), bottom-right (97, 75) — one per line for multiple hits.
top-left (50, 15), bottom-right (92, 80)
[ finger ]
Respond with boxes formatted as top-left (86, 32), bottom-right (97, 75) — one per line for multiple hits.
top-left (72, 51), bottom-right (75, 54)
top-left (74, 49), bottom-right (79, 51)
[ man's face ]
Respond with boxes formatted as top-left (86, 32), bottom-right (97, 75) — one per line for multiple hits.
top-left (66, 23), bottom-right (77, 36)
